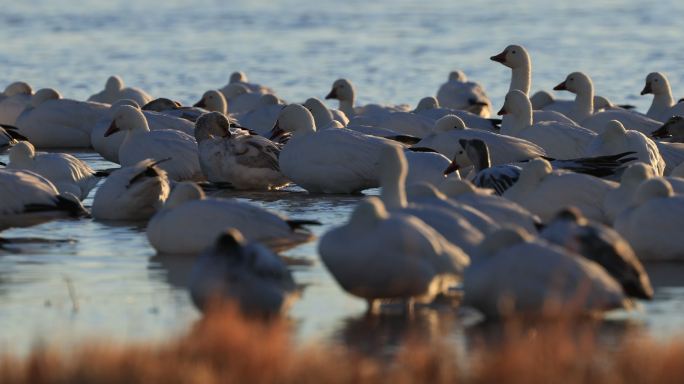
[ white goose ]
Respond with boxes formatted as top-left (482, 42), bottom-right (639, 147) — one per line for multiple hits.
top-left (415, 115), bottom-right (546, 164)
top-left (531, 91), bottom-right (635, 115)
top-left (7, 141), bottom-right (100, 200)
top-left (463, 228), bottom-right (627, 318)
top-left (0, 81), bottom-right (33, 125)
top-left (489, 45), bottom-right (581, 128)
top-left (0, 169), bottom-right (88, 232)
top-left (585, 120), bottom-right (665, 176)
top-left (192, 90), bottom-right (228, 114)
top-left (233, 94), bottom-right (286, 135)
top-left (615, 178), bottom-right (684, 260)
top-left (541, 207), bottom-right (653, 300)
top-left (105, 105), bottom-right (203, 181)
top-left (499, 90), bottom-right (596, 159)
top-left (502, 158), bottom-right (617, 223)
top-left (91, 101), bottom-right (195, 163)
top-left (348, 104), bottom-right (436, 138)
top-left (219, 83), bottom-right (264, 114)
top-left (641, 72), bottom-right (684, 122)
top-left (318, 196), bottom-right (469, 310)
top-left (413, 97), bottom-right (499, 131)
top-left (554, 72), bottom-right (662, 135)
top-left (91, 159), bottom-right (170, 221)
top-left (379, 146), bottom-right (485, 255)
top-left (88, 75), bottom-right (153, 106)
top-left (303, 97), bottom-right (349, 129)
top-left (195, 112), bottom-right (289, 190)
top-left (147, 182), bottom-right (317, 254)
top-left (190, 228), bottom-right (297, 315)
top-left (16, 88), bottom-right (109, 148)
top-left (223, 71), bottom-right (275, 95)
top-left (439, 178), bottom-right (540, 234)
top-left (435, 70), bottom-right (492, 117)
top-left (324, 78), bottom-right (410, 118)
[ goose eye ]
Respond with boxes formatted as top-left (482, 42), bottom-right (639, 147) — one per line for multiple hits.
top-left (655, 79), bottom-right (659, 82)
top-left (458, 150), bottom-right (464, 154)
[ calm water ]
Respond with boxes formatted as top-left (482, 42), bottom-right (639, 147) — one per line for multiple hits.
top-left (1, 0), bottom-right (684, 354)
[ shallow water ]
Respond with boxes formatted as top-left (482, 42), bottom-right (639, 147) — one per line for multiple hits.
top-left (1, 0), bottom-right (684, 354)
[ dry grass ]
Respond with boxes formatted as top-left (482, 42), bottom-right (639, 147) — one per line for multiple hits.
top-left (1, 305), bottom-right (684, 384)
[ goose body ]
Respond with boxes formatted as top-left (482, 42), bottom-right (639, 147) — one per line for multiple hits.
top-left (413, 97), bottom-right (499, 131)
top-left (88, 75), bottom-right (152, 106)
top-left (325, 78), bottom-right (410, 119)
top-left (0, 82), bottom-right (33, 125)
top-left (233, 94), bottom-right (286, 135)
top-left (436, 70), bottom-right (492, 117)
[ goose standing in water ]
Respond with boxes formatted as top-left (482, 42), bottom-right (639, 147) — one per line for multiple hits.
top-left (615, 178), bottom-right (684, 260)
top-left (541, 207), bottom-right (653, 300)
top-left (105, 105), bottom-right (203, 181)
top-left (195, 112), bottom-right (289, 190)
top-left (436, 70), bottom-right (492, 117)
top-left (147, 182), bottom-right (318, 254)
top-left (499, 90), bottom-right (596, 159)
top-left (88, 75), bottom-right (153, 106)
top-left (7, 141), bottom-right (100, 200)
top-left (190, 228), bottom-right (297, 315)
top-left (0, 169), bottom-right (88, 232)
top-left (640, 72), bottom-right (684, 122)
top-left (553, 72), bottom-right (661, 134)
top-left (463, 228), bottom-right (628, 318)
top-left (318, 196), bottom-right (469, 312)
top-left (92, 159), bottom-right (170, 221)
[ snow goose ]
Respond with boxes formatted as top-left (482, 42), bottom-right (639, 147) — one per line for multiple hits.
top-left (415, 114), bottom-right (546, 163)
top-left (585, 120), bottom-right (665, 176)
top-left (92, 159), bottom-right (170, 221)
top-left (530, 91), bottom-right (633, 115)
top-left (439, 178), bottom-right (540, 233)
top-left (489, 45), bottom-right (581, 128)
top-left (303, 97), bottom-right (348, 129)
top-left (0, 124), bottom-right (27, 153)
top-left (190, 228), bottom-right (297, 315)
top-left (541, 207), bottom-right (653, 300)
top-left (142, 98), bottom-right (212, 123)
top-left (224, 71), bottom-right (275, 95)
top-left (413, 97), bottom-right (499, 131)
top-left (219, 84), bottom-right (263, 114)
top-left (91, 101), bottom-right (195, 163)
top-left (0, 169), bottom-right (88, 232)
top-left (379, 146), bottom-right (485, 255)
top-left (88, 75), bottom-right (152, 106)
top-left (502, 158), bottom-right (617, 223)
top-left (615, 178), bottom-right (684, 260)
top-left (192, 90), bottom-right (228, 114)
top-left (318, 196), bottom-right (469, 311)
top-left (652, 116), bottom-right (684, 143)
top-left (463, 228), bottom-right (628, 318)
top-left (499, 90), bottom-right (596, 158)
top-left (6, 141), bottom-right (99, 200)
top-left (436, 70), bottom-right (492, 117)
top-left (349, 108), bottom-right (436, 138)
top-left (195, 112), bottom-right (289, 190)
top-left (105, 105), bottom-right (203, 181)
top-left (147, 182), bottom-right (317, 254)
top-left (554, 72), bottom-right (662, 134)
top-left (641, 72), bottom-right (684, 122)
top-left (445, 138), bottom-right (634, 195)
top-left (0, 81), bottom-right (33, 125)
top-left (405, 182), bottom-right (500, 235)
top-left (604, 162), bottom-right (684, 223)
top-left (233, 94), bottom-right (286, 135)
top-left (16, 88), bottom-right (109, 148)
top-left (324, 78), bottom-right (410, 118)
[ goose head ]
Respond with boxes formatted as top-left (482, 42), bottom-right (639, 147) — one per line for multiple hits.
top-left (193, 90), bottom-right (228, 114)
top-left (519, 158), bottom-right (552, 183)
top-left (105, 75), bottom-right (124, 92)
top-left (30, 88), bottom-right (61, 108)
top-left (601, 120), bottom-right (628, 140)
top-left (325, 79), bottom-right (355, 102)
top-left (414, 96), bottom-right (439, 112)
top-left (641, 72), bottom-right (670, 96)
top-left (269, 104), bottom-right (316, 140)
top-left (553, 72), bottom-right (592, 95)
top-left (434, 115), bottom-right (466, 133)
top-left (490, 44), bottom-right (529, 69)
top-left (142, 98), bottom-right (181, 112)
top-left (303, 97), bottom-right (334, 126)
top-left (105, 105), bottom-right (149, 137)
top-left (632, 178), bottom-right (673, 206)
top-left (448, 70), bottom-right (467, 82)
top-left (8, 141), bottom-right (36, 165)
top-left (259, 94), bottom-right (280, 106)
top-left (621, 162), bottom-right (654, 188)
top-left (3, 81), bottom-right (33, 96)
top-left (195, 112), bottom-right (232, 141)
top-left (477, 227), bottom-right (531, 257)
top-left (165, 181), bottom-right (205, 209)
top-left (349, 197), bottom-right (388, 227)
top-left (229, 71), bottom-right (248, 84)
top-left (497, 89), bottom-right (531, 116)
top-left (221, 84), bottom-right (250, 99)
top-left (443, 140), bottom-right (475, 175)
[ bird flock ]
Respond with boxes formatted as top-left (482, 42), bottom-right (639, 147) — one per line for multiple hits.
top-left (1, 43), bottom-right (684, 318)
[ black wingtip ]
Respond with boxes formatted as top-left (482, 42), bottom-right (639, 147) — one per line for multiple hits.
top-left (286, 219), bottom-right (322, 230)
top-left (387, 135), bottom-right (421, 145)
top-left (407, 146), bottom-right (438, 153)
